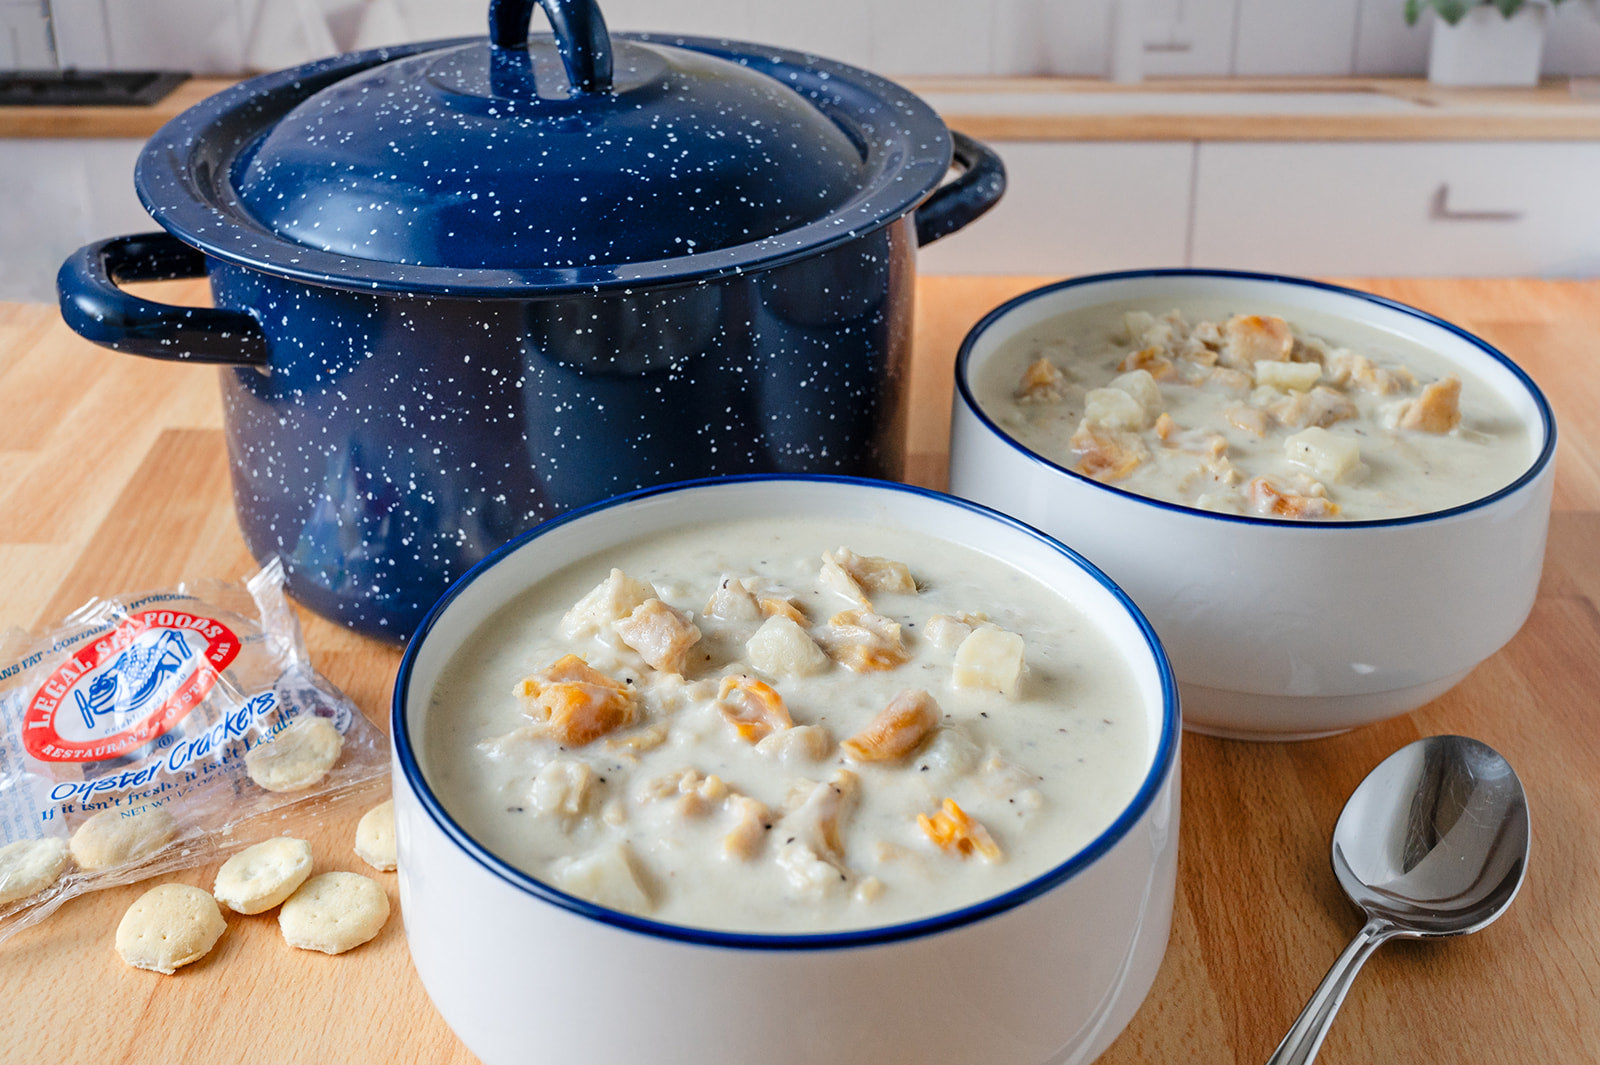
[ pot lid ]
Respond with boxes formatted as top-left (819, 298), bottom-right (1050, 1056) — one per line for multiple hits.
top-left (136, 0), bottom-right (955, 296)
top-left (228, 0), bottom-right (873, 271)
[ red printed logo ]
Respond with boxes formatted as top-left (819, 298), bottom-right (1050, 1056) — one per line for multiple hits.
top-left (22, 610), bottom-right (241, 763)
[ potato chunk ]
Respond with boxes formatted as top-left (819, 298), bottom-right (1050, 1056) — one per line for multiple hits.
top-left (1108, 369), bottom-right (1162, 416)
top-left (530, 758), bottom-right (597, 825)
top-left (561, 569), bottom-right (656, 639)
top-left (1082, 386), bottom-right (1149, 431)
top-left (841, 689), bottom-right (941, 764)
top-left (953, 626), bottom-right (1025, 696)
top-left (1285, 426), bottom-right (1362, 482)
top-left (614, 598), bottom-right (701, 676)
top-left (746, 615), bottom-right (830, 678)
top-left (703, 575), bottom-right (761, 622)
top-left (924, 612), bottom-right (987, 652)
top-left (516, 654), bottom-right (636, 746)
top-left (1253, 359), bottom-right (1321, 392)
top-left (551, 843), bottom-right (652, 914)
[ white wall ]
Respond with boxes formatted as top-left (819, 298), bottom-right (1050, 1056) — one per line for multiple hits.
top-left (17, 0), bottom-right (1600, 78)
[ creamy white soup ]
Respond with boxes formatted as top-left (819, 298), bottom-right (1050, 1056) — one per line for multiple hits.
top-left (973, 299), bottom-right (1535, 520)
top-left (423, 517), bottom-right (1151, 934)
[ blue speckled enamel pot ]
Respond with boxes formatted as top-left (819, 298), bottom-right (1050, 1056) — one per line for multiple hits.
top-left (56, 0), bottom-right (1004, 641)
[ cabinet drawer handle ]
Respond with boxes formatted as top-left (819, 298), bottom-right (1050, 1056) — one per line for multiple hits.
top-left (1430, 183), bottom-right (1524, 223)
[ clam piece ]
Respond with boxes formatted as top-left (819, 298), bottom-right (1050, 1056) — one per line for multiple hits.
top-left (918, 798), bottom-right (1002, 862)
top-left (516, 654), bottom-right (637, 746)
top-left (715, 674), bottom-right (793, 743)
top-left (1398, 376), bottom-right (1462, 434)
top-left (774, 770), bottom-right (861, 896)
top-left (819, 609), bottom-right (909, 673)
top-left (1248, 476), bottom-right (1341, 520)
top-left (614, 598), bottom-right (702, 676)
top-left (1220, 313), bottom-right (1294, 369)
top-left (841, 689), bottom-right (941, 764)
top-left (1015, 357), bottom-right (1067, 402)
top-left (722, 795), bottom-right (773, 861)
top-left (1070, 422), bottom-right (1147, 482)
top-left (1270, 386), bottom-right (1358, 430)
top-left (826, 548), bottom-right (916, 595)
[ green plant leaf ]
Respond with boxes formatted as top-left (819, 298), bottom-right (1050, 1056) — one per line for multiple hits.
top-left (1404, 0), bottom-right (1424, 24)
top-left (1436, 0), bottom-right (1471, 25)
top-left (1493, 0), bottom-right (1524, 17)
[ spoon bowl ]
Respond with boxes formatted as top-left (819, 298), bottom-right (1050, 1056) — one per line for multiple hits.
top-left (1267, 735), bottom-right (1530, 1065)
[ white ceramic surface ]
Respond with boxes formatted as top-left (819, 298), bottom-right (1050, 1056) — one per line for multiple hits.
top-left (392, 476), bottom-right (1180, 1065)
top-left (949, 270), bottom-right (1556, 740)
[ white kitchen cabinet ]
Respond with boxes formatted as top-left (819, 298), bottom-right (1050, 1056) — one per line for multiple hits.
top-left (0, 139), bottom-right (149, 303)
top-left (0, 1), bottom-right (54, 68)
top-left (1191, 141), bottom-right (1600, 277)
top-left (917, 140), bottom-right (1193, 277)
top-left (1233, 0), bottom-right (1361, 76)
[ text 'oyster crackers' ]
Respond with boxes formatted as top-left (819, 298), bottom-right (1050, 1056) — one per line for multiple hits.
top-left (0, 560), bottom-right (387, 943)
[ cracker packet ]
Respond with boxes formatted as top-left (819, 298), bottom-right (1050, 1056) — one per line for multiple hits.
top-left (0, 559), bottom-right (387, 943)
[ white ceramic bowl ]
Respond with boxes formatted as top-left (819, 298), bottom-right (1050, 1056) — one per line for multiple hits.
top-left (392, 476), bottom-right (1180, 1065)
top-left (950, 270), bottom-right (1556, 740)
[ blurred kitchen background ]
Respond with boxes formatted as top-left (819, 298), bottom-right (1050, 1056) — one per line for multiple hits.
top-left (3, 0), bottom-right (1599, 300)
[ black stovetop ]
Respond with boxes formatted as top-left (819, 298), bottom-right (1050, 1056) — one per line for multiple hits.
top-left (0, 70), bottom-right (189, 107)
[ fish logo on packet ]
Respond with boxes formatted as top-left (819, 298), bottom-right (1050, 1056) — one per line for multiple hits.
top-left (21, 610), bottom-right (242, 764)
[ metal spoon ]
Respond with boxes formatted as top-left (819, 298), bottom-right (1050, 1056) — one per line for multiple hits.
top-left (1266, 735), bottom-right (1530, 1065)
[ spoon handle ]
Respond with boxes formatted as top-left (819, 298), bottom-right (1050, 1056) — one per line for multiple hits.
top-left (1265, 918), bottom-right (1393, 1065)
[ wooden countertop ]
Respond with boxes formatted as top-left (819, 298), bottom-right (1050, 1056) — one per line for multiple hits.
top-left (907, 75), bottom-right (1600, 141)
top-left (3, 75), bottom-right (1598, 141)
top-left (1, 276), bottom-right (1597, 1063)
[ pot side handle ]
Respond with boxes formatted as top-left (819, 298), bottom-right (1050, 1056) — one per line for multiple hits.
top-left (914, 131), bottom-right (1006, 247)
top-left (57, 233), bottom-right (269, 367)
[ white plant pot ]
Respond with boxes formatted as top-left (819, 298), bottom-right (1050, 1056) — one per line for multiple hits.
top-left (1428, 4), bottom-right (1548, 87)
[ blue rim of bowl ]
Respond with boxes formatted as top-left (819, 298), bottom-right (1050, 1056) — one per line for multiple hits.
top-left (135, 33), bottom-right (951, 298)
top-left (392, 473), bottom-right (1181, 952)
top-left (953, 268), bottom-right (1559, 530)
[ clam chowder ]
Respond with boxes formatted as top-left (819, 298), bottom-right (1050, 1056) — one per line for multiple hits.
top-left (973, 299), bottom-right (1535, 521)
top-left (423, 517), bottom-right (1150, 934)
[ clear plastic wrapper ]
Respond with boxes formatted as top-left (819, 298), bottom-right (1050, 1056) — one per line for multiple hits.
top-left (0, 559), bottom-right (387, 943)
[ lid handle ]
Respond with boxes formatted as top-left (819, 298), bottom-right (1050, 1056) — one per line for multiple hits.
top-left (489, 0), bottom-right (614, 96)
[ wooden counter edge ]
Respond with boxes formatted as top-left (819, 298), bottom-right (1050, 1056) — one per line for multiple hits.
top-left (4, 75), bottom-right (1597, 141)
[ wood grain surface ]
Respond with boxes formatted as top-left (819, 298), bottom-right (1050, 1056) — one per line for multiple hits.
top-left (5, 77), bottom-right (1599, 143)
top-left (1, 276), bottom-right (1596, 1064)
